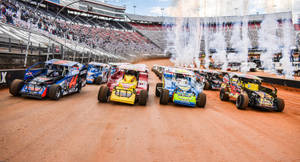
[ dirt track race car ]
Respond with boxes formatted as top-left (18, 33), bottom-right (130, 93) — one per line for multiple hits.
top-left (98, 64), bottom-right (149, 105)
top-left (152, 65), bottom-right (166, 80)
top-left (156, 68), bottom-right (206, 107)
top-left (87, 62), bottom-right (110, 84)
top-left (195, 70), bottom-right (225, 90)
top-left (9, 59), bottom-right (87, 100)
top-left (219, 73), bottom-right (284, 111)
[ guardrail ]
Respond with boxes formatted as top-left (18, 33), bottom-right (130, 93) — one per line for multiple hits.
top-left (258, 76), bottom-right (300, 89)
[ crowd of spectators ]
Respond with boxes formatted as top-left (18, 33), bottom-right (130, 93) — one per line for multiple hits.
top-left (0, 0), bottom-right (162, 56)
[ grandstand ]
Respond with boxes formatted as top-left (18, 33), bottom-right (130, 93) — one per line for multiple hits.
top-left (0, 0), bottom-right (299, 70)
top-left (0, 0), bottom-right (165, 68)
top-left (127, 14), bottom-right (167, 49)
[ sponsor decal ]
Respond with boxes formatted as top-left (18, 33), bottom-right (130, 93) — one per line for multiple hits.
top-left (47, 0), bottom-right (60, 4)
top-left (69, 75), bottom-right (78, 88)
top-left (0, 72), bottom-right (7, 84)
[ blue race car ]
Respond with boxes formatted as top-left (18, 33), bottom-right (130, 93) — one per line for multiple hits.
top-left (155, 68), bottom-right (206, 107)
top-left (87, 62), bottom-right (110, 84)
top-left (9, 59), bottom-right (87, 100)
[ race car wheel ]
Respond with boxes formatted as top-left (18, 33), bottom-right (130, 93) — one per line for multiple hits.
top-left (139, 90), bottom-right (148, 106)
top-left (236, 93), bottom-right (249, 110)
top-left (204, 81), bottom-right (210, 90)
top-left (98, 85), bottom-right (109, 102)
top-left (158, 74), bottom-right (162, 80)
top-left (196, 93), bottom-right (206, 108)
top-left (275, 98), bottom-right (285, 112)
top-left (95, 76), bottom-right (102, 84)
top-left (147, 84), bottom-right (149, 92)
top-left (220, 88), bottom-right (229, 101)
top-left (160, 89), bottom-right (169, 105)
top-left (9, 79), bottom-right (24, 96)
top-left (155, 83), bottom-right (162, 97)
top-left (49, 85), bottom-right (62, 100)
top-left (76, 82), bottom-right (82, 93)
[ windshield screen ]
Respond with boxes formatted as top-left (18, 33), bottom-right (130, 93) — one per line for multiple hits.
top-left (89, 65), bottom-right (102, 72)
top-left (242, 78), bottom-right (261, 85)
top-left (46, 64), bottom-right (68, 77)
top-left (175, 73), bottom-right (191, 84)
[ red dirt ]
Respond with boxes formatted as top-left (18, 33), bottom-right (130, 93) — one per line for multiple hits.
top-left (0, 59), bottom-right (299, 162)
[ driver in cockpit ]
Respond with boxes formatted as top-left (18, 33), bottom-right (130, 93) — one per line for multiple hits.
top-left (47, 65), bottom-right (61, 77)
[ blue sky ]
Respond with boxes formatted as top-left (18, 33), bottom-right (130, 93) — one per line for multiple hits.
top-left (103, 0), bottom-right (172, 16)
top-left (104, 0), bottom-right (300, 18)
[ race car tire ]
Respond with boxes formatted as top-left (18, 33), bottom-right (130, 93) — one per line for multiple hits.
top-left (155, 83), bottom-right (162, 97)
top-left (49, 84), bottom-right (62, 100)
top-left (139, 90), bottom-right (148, 106)
top-left (9, 79), bottom-right (24, 96)
top-left (204, 81), bottom-right (210, 90)
top-left (236, 93), bottom-right (249, 110)
top-left (220, 88), bottom-right (229, 101)
top-left (147, 84), bottom-right (149, 92)
top-left (98, 85), bottom-right (109, 102)
top-left (76, 82), bottom-right (82, 93)
top-left (196, 93), bottom-right (206, 108)
top-left (275, 98), bottom-right (285, 112)
top-left (160, 89), bottom-right (169, 105)
top-left (95, 76), bottom-right (102, 84)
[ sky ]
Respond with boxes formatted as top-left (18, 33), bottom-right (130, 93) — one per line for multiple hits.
top-left (100, 0), bottom-right (172, 16)
top-left (102, 0), bottom-right (299, 18)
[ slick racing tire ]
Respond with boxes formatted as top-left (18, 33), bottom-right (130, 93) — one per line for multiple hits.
top-left (236, 93), bottom-right (249, 110)
top-left (98, 85), bottom-right (109, 102)
top-left (49, 84), bottom-right (62, 100)
top-left (9, 79), bottom-right (24, 96)
top-left (220, 88), bottom-right (229, 101)
top-left (95, 76), bottom-right (102, 85)
top-left (275, 98), bottom-right (285, 112)
top-left (196, 93), bottom-right (206, 108)
top-left (139, 90), bottom-right (148, 106)
top-left (76, 82), bottom-right (82, 93)
top-left (155, 83), bottom-right (162, 97)
top-left (160, 89), bottom-right (169, 105)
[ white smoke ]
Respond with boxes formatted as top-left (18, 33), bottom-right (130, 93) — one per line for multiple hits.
top-left (280, 19), bottom-right (295, 79)
top-left (240, 17), bottom-right (251, 73)
top-left (258, 14), bottom-right (280, 73)
top-left (165, 0), bottom-right (202, 67)
top-left (164, 0), bottom-right (295, 79)
top-left (210, 18), bottom-right (228, 71)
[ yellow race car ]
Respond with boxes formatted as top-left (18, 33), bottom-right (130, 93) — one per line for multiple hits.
top-left (98, 64), bottom-right (149, 105)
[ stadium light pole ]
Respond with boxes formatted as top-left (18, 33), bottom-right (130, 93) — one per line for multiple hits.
top-left (24, 0), bottom-right (45, 67)
top-left (133, 5), bottom-right (136, 15)
top-left (52, 0), bottom-right (84, 23)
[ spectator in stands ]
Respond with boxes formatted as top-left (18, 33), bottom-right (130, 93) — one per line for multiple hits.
top-left (0, 0), bottom-right (162, 56)
top-left (1, 5), bottom-right (6, 16)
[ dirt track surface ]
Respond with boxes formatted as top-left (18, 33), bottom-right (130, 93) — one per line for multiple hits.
top-left (0, 59), bottom-right (300, 162)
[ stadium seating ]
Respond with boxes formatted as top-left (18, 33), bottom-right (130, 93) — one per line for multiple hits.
top-left (0, 0), bottom-right (163, 61)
